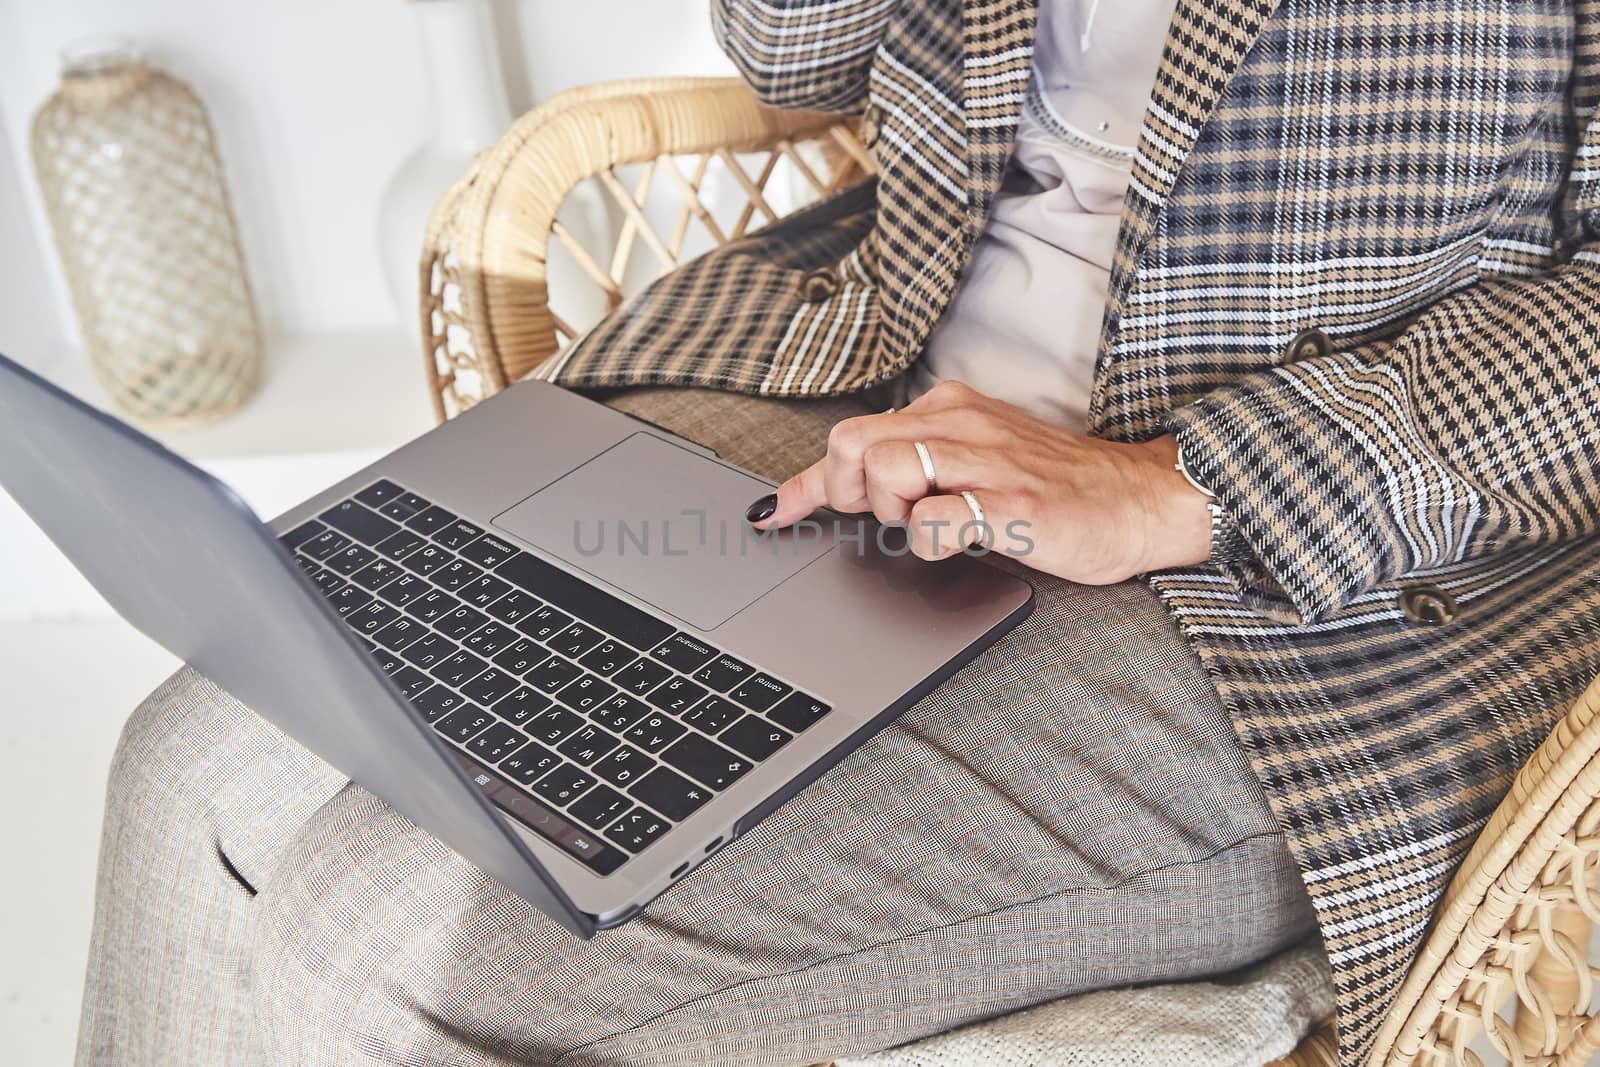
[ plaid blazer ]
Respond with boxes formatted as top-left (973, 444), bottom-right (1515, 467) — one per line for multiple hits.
top-left (542, 1), bottom-right (1600, 1060)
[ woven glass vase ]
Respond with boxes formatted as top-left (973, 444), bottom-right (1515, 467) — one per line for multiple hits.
top-left (30, 42), bottom-right (262, 423)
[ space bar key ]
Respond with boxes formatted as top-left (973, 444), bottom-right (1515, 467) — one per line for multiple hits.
top-left (496, 552), bottom-right (674, 651)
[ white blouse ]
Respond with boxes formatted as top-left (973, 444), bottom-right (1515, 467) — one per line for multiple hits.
top-left (912, 0), bottom-right (1178, 431)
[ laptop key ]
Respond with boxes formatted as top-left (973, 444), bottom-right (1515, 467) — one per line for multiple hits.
top-left (500, 741), bottom-right (561, 786)
top-left (679, 694), bottom-right (743, 735)
top-left (433, 559), bottom-right (484, 592)
top-left (463, 621), bottom-right (517, 658)
top-left (516, 604), bottom-right (571, 643)
top-left (767, 692), bottom-right (832, 734)
top-left (411, 684), bottom-right (465, 723)
top-left (378, 573), bottom-right (429, 608)
top-left (729, 673), bottom-right (791, 714)
top-left (402, 544), bottom-right (452, 577)
top-left (368, 645), bottom-right (406, 674)
top-left (661, 734), bottom-right (753, 791)
top-left (614, 659), bottom-right (671, 697)
top-left (373, 616), bottom-right (426, 652)
top-left (623, 712), bottom-right (687, 753)
top-left (526, 655), bottom-right (581, 694)
top-left (497, 552), bottom-right (674, 651)
top-left (328, 585), bottom-right (372, 617)
top-left (433, 518), bottom-right (485, 551)
top-left (348, 601), bottom-right (400, 637)
top-left (404, 504), bottom-right (459, 537)
top-left (494, 686), bottom-right (552, 726)
top-left (280, 519), bottom-right (326, 551)
top-left (579, 640), bottom-right (635, 676)
top-left (377, 497), bottom-right (423, 522)
top-left (321, 500), bottom-right (399, 545)
top-left (311, 569), bottom-right (346, 597)
top-left (591, 693), bottom-right (651, 733)
top-left (629, 766), bottom-right (713, 822)
top-left (556, 673), bottom-right (615, 713)
top-left (354, 480), bottom-right (404, 509)
top-left (468, 721), bottom-right (529, 763)
top-left (492, 638), bottom-right (547, 676)
top-left (487, 589), bottom-right (541, 625)
top-left (401, 633), bottom-right (457, 670)
top-left (484, 781), bottom-right (628, 875)
top-left (326, 544), bottom-right (376, 576)
top-left (593, 744), bottom-right (655, 788)
top-left (435, 704), bottom-right (493, 743)
top-left (569, 784), bottom-right (631, 831)
top-left (431, 650), bottom-right (489, 688)
top-left (549, 622), bottom-right (604, 659)
top-left (558, 725), bottom-right (621, 766)
top-left (375, 530), bottom-right (426, 562)
top-left (405, 590), bottom-right (458, 625)
top-left (720, 716), bottom-right (793, 762)
top-left (295, 556), bottom-right (321, 577)
top-left (460, 533), bottom-right (519, 569)
top-left (350, 558), bottom-right (403, 591)
top-left (301, 528), bottom-right (351, 561)
top-left (692, 653), bottom-right (754, 692)
top-left (392, 666), bottom-right (433, 700)
top-left (436, 605), bottom-right (489, 641)
top-left (647, 676), bottom-right (708, 716)
top-left (526, 705), bottom-right (585, 746)
top-left (462, 667), bottom-right (518, 707)
top-left (461, 574), bottom-right (511, 610)
top-left (603, 807), bottom-right (670, 854)
top-left (649, 633), bottom-right (719, 673)
top-left (533, 764), bottom-right (596, 807)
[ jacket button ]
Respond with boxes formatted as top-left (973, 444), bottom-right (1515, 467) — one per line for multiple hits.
top-left (859, 103), bottom-right (882, 149)
top-left (799, 267), bottom-right (841, 303)
top-left (1285, 328), bottom-right (1332, 363)
top-left (1400, 585), bottom-right (1457, 626)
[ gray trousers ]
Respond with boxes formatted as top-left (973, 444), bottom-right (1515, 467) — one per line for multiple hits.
top-left (76, 388), bottom-right (1317, 1067)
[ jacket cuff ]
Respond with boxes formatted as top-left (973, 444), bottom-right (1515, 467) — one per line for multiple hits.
top-left (1167, 362), bottom-right (1400, 626)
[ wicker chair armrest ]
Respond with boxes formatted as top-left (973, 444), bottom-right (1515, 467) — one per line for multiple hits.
top-left (1370, 670), bottom-right (1600, 1063)
top-left (419, 77), bottom-right (868, 421)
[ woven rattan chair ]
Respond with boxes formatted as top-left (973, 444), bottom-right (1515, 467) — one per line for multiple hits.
top-left (418, 77), bottom-right (1600, 1066)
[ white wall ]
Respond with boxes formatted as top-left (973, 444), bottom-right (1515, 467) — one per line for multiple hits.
top-left (0, 0), bottom-right (735, 373)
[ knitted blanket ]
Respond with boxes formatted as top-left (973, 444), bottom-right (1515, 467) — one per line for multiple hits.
top-left (840, 942), bottom-right (1333, 1067)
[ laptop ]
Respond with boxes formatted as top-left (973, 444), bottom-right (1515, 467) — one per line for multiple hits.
top-left (0, 353), bottom-right (1033, 936)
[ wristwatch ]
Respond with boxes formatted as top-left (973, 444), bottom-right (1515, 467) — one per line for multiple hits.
top-left (1174, 439), bottom-right (1216, 499)
top-left (1175, 439), bottom-right (1227, 560)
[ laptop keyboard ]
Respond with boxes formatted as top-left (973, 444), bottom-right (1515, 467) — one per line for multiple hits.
top-left (279, 479), bottom-right (833, 876)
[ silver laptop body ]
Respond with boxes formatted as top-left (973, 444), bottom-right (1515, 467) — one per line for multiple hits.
top-left (0, 354), bottom-right (1033, 935)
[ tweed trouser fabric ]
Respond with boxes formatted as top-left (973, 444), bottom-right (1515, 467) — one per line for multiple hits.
top-left (76, 388), bottom-right (1317, 1067)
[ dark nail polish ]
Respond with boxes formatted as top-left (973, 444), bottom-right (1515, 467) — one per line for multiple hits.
top-left (745, 493), bottom-right (777, 524)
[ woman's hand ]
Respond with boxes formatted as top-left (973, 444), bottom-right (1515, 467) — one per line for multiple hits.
top-left (749, 381), bottom-right (1214, 584)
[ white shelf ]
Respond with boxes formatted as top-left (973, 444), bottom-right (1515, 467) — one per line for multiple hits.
top-left (2, 327), bottom-right (438, 621)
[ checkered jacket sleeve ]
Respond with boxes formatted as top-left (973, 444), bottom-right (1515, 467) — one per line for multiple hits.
top-left (711, 0), bottom-right (897, 111)
top-left (1169, 117), bottom-right (1600, 626)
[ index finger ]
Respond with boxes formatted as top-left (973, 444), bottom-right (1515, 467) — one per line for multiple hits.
top-left (751, 458), bottom-right (839, 529)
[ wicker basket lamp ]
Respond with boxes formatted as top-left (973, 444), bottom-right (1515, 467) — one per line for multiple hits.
top-left (419, 77), bottom-right (1600, 1066)
top-left (31, 48), bottom-right (262, 424)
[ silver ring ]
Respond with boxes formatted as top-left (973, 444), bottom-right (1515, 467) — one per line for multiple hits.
top-left (913, 440), bottom-right (938, 489)
top-left (961, 490), bottom-right (985, 530)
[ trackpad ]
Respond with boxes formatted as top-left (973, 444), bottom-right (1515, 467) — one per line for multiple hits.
top-left (494, 433), bottom-right (834, 631)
